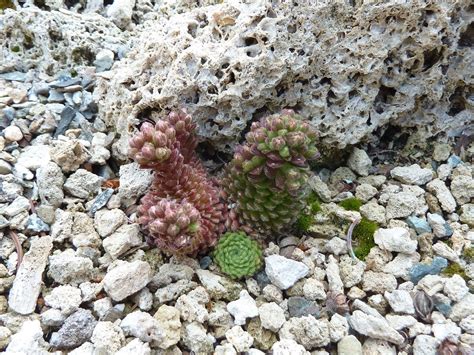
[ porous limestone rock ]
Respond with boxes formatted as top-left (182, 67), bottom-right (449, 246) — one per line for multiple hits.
top-left (278, 315), bottom-right (330, 350)
top-left (103, 260), bottom-right (152, 301)
top-left (0, 7), bottom-right (130, 75)
top-left (95, 0), bottom-right (473, 153)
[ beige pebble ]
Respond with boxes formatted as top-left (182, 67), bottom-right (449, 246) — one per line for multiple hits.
top-left (3, 126), bottom-right (23, 142)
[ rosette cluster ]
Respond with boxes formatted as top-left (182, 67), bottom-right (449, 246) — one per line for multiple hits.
top-left (213, 232), bottom-right (263, 279)
top-left (223, 110), bottom-right (319, 235)
top-left (129, 110), bottom-right (227, 255)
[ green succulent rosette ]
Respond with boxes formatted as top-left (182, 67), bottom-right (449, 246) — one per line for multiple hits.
top-left (213, 232), bottom-right (263, 279)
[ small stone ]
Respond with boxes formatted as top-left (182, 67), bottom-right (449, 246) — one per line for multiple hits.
top-left (36, 161), bottom-right (64, 208)
top-left (0, 160), bottom-right (12, 175)
top-left (17, 145), bottom-right (50, 170)
top-left (385, 314), bottom-right (417, 330)
top-left (347, 148), bottom-right (372, 176)
top-left (390, 164), bottom-right (433, 185)
top-left (355, 183), bottom-right (378, 202)
top-left (50, 309), bottom-right (97, 349)
top-left (153, 305), bottom-right (181, 349)
top-left (8, 236), bottom-right (53, 315)
top-left (133, 287), bottom-right (153, 311)
top-left (427, 213), bottom-right (453, 238)
top-left (48, 249), bottom-right (94, 285)
top-left (426, 179), bottom-right (457, 213)
top-left (432, 320), bottom-right (461, 342)
top-left (451, 175), bottom-right (474, 205)
top-left (3, 126), bottom-right (23, 142)
top-left (406, 216), bottom-right (432, 234)
top-left (382, 252), bottom-right (420, 280)
top-left (459, 315), bottom-right (474, 334)
top-left (303, 278), bottom-right (326, 300)
top-left (413, 335), bottom-right (439, 355)
top-left (64, 169), bottom-right (102, 199)
top-left (432, 242), bottom-right (458, 262)
top-left (5, 320), bottom-right (49, 353)
top-left (227, 290), bottom-right (259, 325)
top-left (155, 280), bottom-right (197, 304)
top-left (103, 260), bottom-right (152, 301)
top-left (460, 204), bottom-right (474, 227)
top-left (375, 227), bottom-right (417, 254)
top-left (107, 0), bottom-right (135, 29)
top-left (182, 322), bottom-right (215, 354)
top-left (88, 188), bottom-right (114, 216)
top-left (44, 285), bottom-right (82, 315)
top-left (3, 196), bottom-right (30, 217)
top-left (287, 296), bottom-right (320, 318)
top-left (91, 321), bottom-right (125, 354)
top-left (25, 214), bottom-right (50, 234)
top-left (94, 297), bottom-right (113, 319)
top-left (447, 155), bottom-right (462, 168)
top-left (272, 339), bottom-right (310, 355)
top-left (326, 255), bottom-right (344, 293)
top-left (226, 326), bottom-right (254, 352)
top-left (385, 192), bottom-right (418, 220)
top-left (117, 163), bottom-right (153, 207)
top-left (433, 143), bottom-right (451, 162)
top-left (50, 139), bottom-right (88, 172)
top-left (359, 201), bottom-right (386, 225)
top-left (94, 49), bottom-right (115, 72)
top-left (116, 338), bottom-right (151, 354)
top-left (94, 208), bottom-right (127, 237)
top-left (259, 302), bottom-right (286, 332)
top-left (215, 343), bottom-right (237, 355)
top-left (329, 313), bottom-right (349, 342)
top-left (54, 106), bottom-right (76, 138)
top-left (337, 335), bottom-right (363, 355)
top-left (384, 290), bottom-right (415, 314)
top-left (349, 310), bottom-right (404, 345)
top-left (175, 287), bottom-right (209, 323)
top-left (450, 294), bottom-right (474, 322)
top-left (278, 315), bottom-right (330, 349)
top-left (265, 255), bottom-right (309, 290)
top-left (362, 271), bottom-right (397, 293)
top-left (103, 224), bottom-right (142, 259)
top-left (409, 257), bottom-right (448, 284)
top-left (444, 275), bottom-right (469, 302)
top-left (121, 310), bottom-right (164, 345)
top-left (41, 308), bottom-right (66, 327)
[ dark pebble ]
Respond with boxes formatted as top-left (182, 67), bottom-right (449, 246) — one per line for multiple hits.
top-left (54, 106), bottom-right (76, 138)
top-left (254, 270), bottom-right (271, 289)
top-left (49, 309), bottom-right (97, 349)
top-left (199, 256), bottom-right (212, 269)
top-left (288, 296), bottom-right (320, 318)
top-left (89, 188), bottom-right (114, 216)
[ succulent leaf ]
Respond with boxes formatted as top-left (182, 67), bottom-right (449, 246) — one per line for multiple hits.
top-left (213, 232), bottom-right (263, 279)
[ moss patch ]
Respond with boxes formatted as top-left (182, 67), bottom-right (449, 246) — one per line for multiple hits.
top-left (339, 197), bottom-right (363, 212)
top-left (442, 262), bottom-right (468, 280)
top-left (351, 217), bottom-right (378, 260)
top-left (295, 192), bottom-right (322, 233)
top-left (462, 247), bottom-right (474, 263)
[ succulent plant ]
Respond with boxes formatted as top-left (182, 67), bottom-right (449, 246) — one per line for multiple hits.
top-left (213, 231), bottom-right (263, 279)
top-left (223, 110), bottom-right (319, 235)
top-left (129, 110), bottom-right (227, 255)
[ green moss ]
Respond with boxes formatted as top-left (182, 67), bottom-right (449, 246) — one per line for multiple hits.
top-left (0, 0), bottom-right (15, 10)
top-left (70, 68), bottom-right (78, 77)
top-left (442, 262), bottom-right (468, 280)
top-left (307, 192), bottom-right (322, 214)
top-left (11, 45), bottom-right (20, 53)
top-left (295, 192), bottom-right (322, 232)
top-left (351, 218), bottom-right (378, 260)
top-left (296, 214), bottom-right (313, 233)
top-left (339, 197), bottom-right (363, 212)
top-left (462, 247), bottom-right (474, 263)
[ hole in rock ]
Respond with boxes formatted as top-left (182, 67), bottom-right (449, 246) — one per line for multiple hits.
top-left (422, 47), bottom-right (443, 71)
top-left (244, 37), bottom-right (258, 46)
top-left (65, 0), bottom-right (80, 8)
top-left (447, 86), bottom-right (467, 116)
top-left (459, 22), bottom-right (474, 47)
top-left (103, 0), bottom-right (113, 5)
top-left (374, 85), bottom-right (396, 114)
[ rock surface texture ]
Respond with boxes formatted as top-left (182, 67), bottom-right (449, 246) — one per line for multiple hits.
top-left (95, 0), bottom-right (473, 154)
